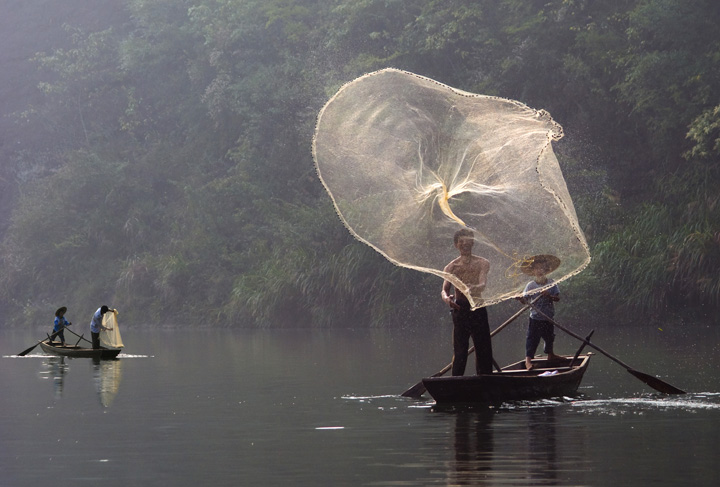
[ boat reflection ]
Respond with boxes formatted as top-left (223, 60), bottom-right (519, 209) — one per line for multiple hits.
top-left (43, 356), bottom-right (69, 398)
top-left (93, 358), bottom-right (123, 407)
top-left (525, 407), bottom-right (560, 485)
top-left (39, 355), bottom-right (123, 407)
top-left (449, 408), bottom-right (496, 486)
top-left (445, 406), bottom-right (562, 486)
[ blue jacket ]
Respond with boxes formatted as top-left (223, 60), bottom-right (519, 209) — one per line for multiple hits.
top-left (53, 316), bottom-right (69, 332)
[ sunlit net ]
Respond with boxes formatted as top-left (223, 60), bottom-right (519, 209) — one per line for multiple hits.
top-left (100, 310), bottom-right (124, 348)
top-left (313, 68), bottom-right (590, 308)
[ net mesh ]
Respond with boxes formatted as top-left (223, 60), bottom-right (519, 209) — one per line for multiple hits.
top-left (313, 68), bottom-right (590, 308)
top-left (100, 310), bottom-right (124, 348)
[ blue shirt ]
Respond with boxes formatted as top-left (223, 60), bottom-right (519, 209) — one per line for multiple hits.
top-left (524, 279), bottom-right (560, 320)
top-left (90, 308), bottom-right (105, 333)
top-left (53, 316), bottom-right (69, 332)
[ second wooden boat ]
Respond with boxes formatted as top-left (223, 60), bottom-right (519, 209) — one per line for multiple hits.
top-left (40, 340), bottom-right (121, 360)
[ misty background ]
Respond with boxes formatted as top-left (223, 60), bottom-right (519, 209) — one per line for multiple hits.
top-left (1, 0), bottom-right (719, 328)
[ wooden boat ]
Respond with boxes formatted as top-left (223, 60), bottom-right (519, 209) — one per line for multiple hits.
top-left (422, 354), bottom-right (592, 404)
top-left (39, 340), bottom-right (121, 360)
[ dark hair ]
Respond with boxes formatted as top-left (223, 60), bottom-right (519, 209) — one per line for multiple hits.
top-left (453, 228), bottom-right (474, 245)
top-left (100, 305), bottom-right (109, 314)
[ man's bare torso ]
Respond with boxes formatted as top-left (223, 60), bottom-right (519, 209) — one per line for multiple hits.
top-left (444, 255), bottom-right (490, 302)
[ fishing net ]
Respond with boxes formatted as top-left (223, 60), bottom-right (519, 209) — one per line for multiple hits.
top-left (313, 69), bottom-right (590, 308)
top-left (100, 309), bottom-right (124, 348)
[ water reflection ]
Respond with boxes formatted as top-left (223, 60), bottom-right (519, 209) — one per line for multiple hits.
top-left (93, 358), bottom-right (123, 408)
top-left (449, 408), bottom-right (495, 486)
top-left (525, 407), bottom-right (559, 485)
top-left (42, 356), bottom-right (69, 398)
top-left (443, 406), bottom-right (563, 486)
top-left (38, 355), bottom-right (124, 407)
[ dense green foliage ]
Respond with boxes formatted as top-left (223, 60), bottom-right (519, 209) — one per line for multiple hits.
top-left (1, 0), bottom-right (719, 327)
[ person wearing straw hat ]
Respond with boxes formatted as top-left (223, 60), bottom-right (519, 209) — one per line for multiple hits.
top-left (517, 255), bottom-right (562, 370)
top-left (51, 306), bottom-right (72, 346)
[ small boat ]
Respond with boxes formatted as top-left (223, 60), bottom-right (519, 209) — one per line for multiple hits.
top-left (40, 340), bottom-right (121, 360)
top-left (422, 354), bottom-right (592, 404)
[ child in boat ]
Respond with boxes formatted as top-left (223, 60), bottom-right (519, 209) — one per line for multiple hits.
top-left (516, 255), bottom-right (562, 370)
top-left (52, 306), bottom-right (72, 346)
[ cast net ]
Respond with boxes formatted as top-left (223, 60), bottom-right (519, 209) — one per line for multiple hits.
top-left (313, 68), bottom-right (590, 309)
top-left (100, 309), bottom-right (124, 348)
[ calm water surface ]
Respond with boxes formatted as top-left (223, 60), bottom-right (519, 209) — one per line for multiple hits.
top-left (2, 317), bottom-right (719, 487)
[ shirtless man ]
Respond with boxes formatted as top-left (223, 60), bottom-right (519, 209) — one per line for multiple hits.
top-left (440, 228), bottom-right (494, 376)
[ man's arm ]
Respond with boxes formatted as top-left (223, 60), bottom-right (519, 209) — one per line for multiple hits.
top-left (441, 262), bottom-right (460, 310)
top-left (477, 257), bottom-right (490, 292)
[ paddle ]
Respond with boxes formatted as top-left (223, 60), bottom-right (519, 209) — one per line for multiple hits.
top-left (401, 299), bottom-right (537, 398)
top-left (528, 303), bottom-right (686, 395)
top-left (62, 325), bottom-right (95, 346)
top-left (569, 329), bottom-right (594, 368)
top-left (17, 326), bottom-right (67, 356)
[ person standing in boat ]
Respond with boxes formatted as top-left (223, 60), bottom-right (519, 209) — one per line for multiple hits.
top-left (52, 306), bottom-right (71, 346)
top-left (441, 228), bottom-right (494, 376)
top-left (517, 255), bottom-right (562, 370)
top-left (90, 305), bottom-right (114, 349)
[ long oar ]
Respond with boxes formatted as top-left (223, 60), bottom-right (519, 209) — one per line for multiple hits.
top-left (62, 325), bottom-right (94, 346)
top-left (401, 300), bottom-right (535, 398)
top-left (529, 304), bottom-right (685, 395)
top-left (17, 326), bottom-right (67, 356)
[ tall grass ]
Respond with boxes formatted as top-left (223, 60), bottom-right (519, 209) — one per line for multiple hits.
top-left (593, 163), bottom-right (720, 315)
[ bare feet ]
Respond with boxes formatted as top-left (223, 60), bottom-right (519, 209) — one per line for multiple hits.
top-left (547, 353), bottom-right (563, 362)
top-left (525, 357), bottom-right (534, 370)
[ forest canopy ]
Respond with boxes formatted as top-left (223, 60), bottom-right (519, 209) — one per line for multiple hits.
top-left (1, 0), bottom-right (719, 327)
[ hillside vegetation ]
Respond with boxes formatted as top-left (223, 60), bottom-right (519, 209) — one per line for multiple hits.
top-left (1, 0), bottom-right (719, 327)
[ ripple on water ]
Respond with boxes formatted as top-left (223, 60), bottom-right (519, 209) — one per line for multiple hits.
top-left (569, 392), bottom-right (720, 414)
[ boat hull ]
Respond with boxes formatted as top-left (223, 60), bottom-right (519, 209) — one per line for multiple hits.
top-left (40, 340), bottom-right (121, 360)
top-left (422, 354), bottom-right (591, 404)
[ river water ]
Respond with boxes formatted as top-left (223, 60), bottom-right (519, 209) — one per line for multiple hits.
top-left (2, 316), bottom-right (719, 486)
